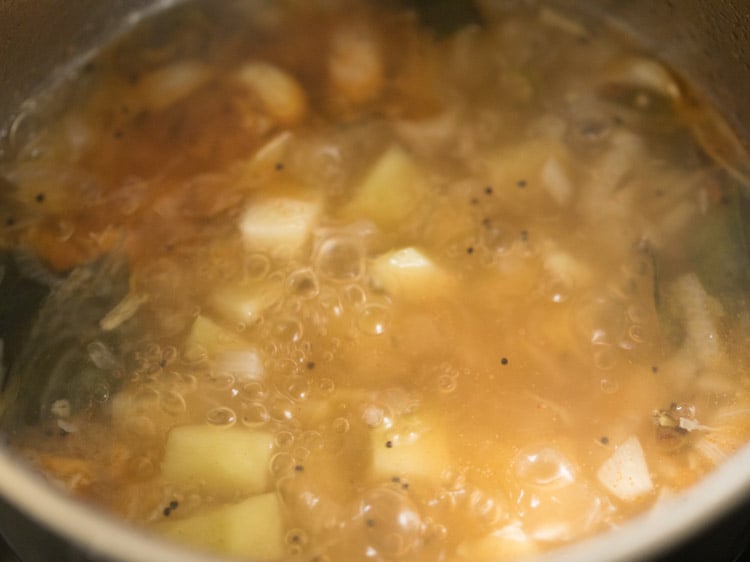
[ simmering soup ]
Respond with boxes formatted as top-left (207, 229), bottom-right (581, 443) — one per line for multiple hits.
top-left (1, 1), bottom-right (750, 560)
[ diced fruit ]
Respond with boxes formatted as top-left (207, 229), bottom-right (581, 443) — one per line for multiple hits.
top-left (370, 247), bottom-right (454, 301)
top-left (543, 247), bottom-right (594, 290)
top-left (153, 493), bottom-right (285, 560)
top-left (329, 23), bottom-right (384, 104)
top-left (597, 436), bottom-right (653, 501)
top-left (135, 61), bottom-right (213, 111)
top-left (215, 349), bottom-right (265, 382)
top-left (236, 131), bottom-right (294, 181)
top-left (344, 145), bottom-right (427, 227)
top-left (161, 425), bottom-right (273, 498)
top-left (235, 62), bottom-right (308, 125)
top-left (239, 194), bottom-right (322, 260)
top-left (454, 522), bottom-right (540, 561)
top-left (370, 414), bottom-right (451, 483)
top-left (210, 282), bottom-right (283, 327)
top-left (187, 315), bottom-right (246, 352)
top-left (485, 139), bottom-right (573, 214)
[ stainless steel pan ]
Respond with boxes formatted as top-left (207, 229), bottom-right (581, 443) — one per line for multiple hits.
top-left (1, 2), bottom-right (750, 561)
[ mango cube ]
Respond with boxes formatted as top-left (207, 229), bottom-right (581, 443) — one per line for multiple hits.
top-left (370, 414), bottom-right (451, 483)
top-left (187, 315), bottom-right (246, 352)
top-left (597, 436), bottom-right (653, 502)
top-left (240, 195), bottom-right (322, 260)
top-left (154, 492), bottom-right (285, 560)
top-left (161, 425), bottom-right (273, 498)
top-left (344, 145), bottom-right (426, 226)
top-left (210, 282), bottom-right (283, 327)
top-left (370, 247), bottom-right (455, 301)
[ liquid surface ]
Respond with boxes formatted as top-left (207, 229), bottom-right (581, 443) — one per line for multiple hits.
top-left (1, 1), bottom-right (750, 561)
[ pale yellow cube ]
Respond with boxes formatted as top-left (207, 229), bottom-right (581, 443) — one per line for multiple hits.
top-left (370, 247), bottom-right (455, 302)
top-left (161, 425), bottom-right (273, 498)
top-left (344, 145), bottom-right (427, 227)
top-left (154, 492), bottom-right (285, 560)
top-left (370, 414), bottom-right (451, 483)
top-left (187, 315), bottom-right (246, 352)
top-left (239, 195), bottom-right (322, 260)
top-left (454, 523), bottom-right (540, 561)
top-left (597, 436), bottom-right (654, 502)
top-left (210, 282), bottom-right (283, 327)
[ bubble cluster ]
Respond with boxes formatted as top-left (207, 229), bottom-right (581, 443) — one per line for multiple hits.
top-left (512, 446), bottom-right (604, 541)
top-left (514, 447), bottom-right (576, 489)
top-left (357, 486), bottom-right (422, 558)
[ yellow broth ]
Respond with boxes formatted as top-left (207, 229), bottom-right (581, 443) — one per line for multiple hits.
top-left (1, 1), bottom-right (750, 560)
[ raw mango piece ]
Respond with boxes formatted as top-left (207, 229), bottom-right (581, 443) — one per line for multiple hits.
top-left (240, 194), bottom-right (323, 260)
top-left (235, 62), bottom-right (308, 125)
top-left (454, 522), bottom-right (540, 561)
top-left (328, 23), bottom-right (384, 104)
top-left (370, 247), bottom-right (455, 301)
top-left (370, 414), bottom-right (451, 483)
top-left (154, 493), bottom-right (285, 560)
top-left (597, 436), bottom-right (653, 502)
top-left (344, 145), bottom-right (427, 226)
top-left (485, 139), bottom-right (573, 213)
top-left (210, 282), bottom-right (283, 327)
top-left (187, 315), bottom-right (246, 352)
top-left (162, 425), bottom-right (273, 498)
top-left (135, 60), bottom-right (213, 112)
top-left (215, 349), bottom-right (265, 382)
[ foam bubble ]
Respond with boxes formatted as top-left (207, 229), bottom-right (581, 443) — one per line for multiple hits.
top-left (270, 452), bottom-right (296, 477)
top-left (161, 390), bottom-right (187, 416)
top-left (125, 416), bottom-right (156, 438)
top-left (275, 431), bottom-right (295, 448)
top-left (593, 344), bottom-right (618, 370)
top-left (284, 375), bottom-right (311, 401)
top-left (628, 324), bottom-right (647, 344)
top-left (343, 284), bottom-right (367, 307)
top-left (242, 381), bottom-right (267, 402)
top-left (206, 406), bottom-right (237, 427)
top-left (332, 417), bottom-right (350, 433)
top-left (205, 372), bottom-right (236, 392)
top-left (287, 268), bottom-right (320, 299)
top-left (293, 446), bottom-right (311, 462)
top-left (132, 387), bottom-right (160, 414)
top-left (87, 341), bottom-right (119, 370)
top-left (270, 397), bottom-right (296, 422)
top-left (437, 373), bottom-right (458, 394)
top-left (272, 318), bottom-right (304, 343)
top-left (240, 402), bottom-right (269, 427)
top-left (285, 528), bottom-right (309, 549)
top-left (92, 383), bottom-right (110, 404)
top-left (244, 253), bottom-right (271, 281)
top-left (357, 486), bottom-right (422, 558)
top-left (181, 343), bottom-right (208, 365)
top-left (600, 378), bottom-right (619, 394)
top-left (513, 447), bottom-right (576, 489)
top-left (315, 236), bottom-right (365, 281)
top-left (358, 303), bottom-right (390, 336)
top-left (318, 378), bottom-right (335, 396)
